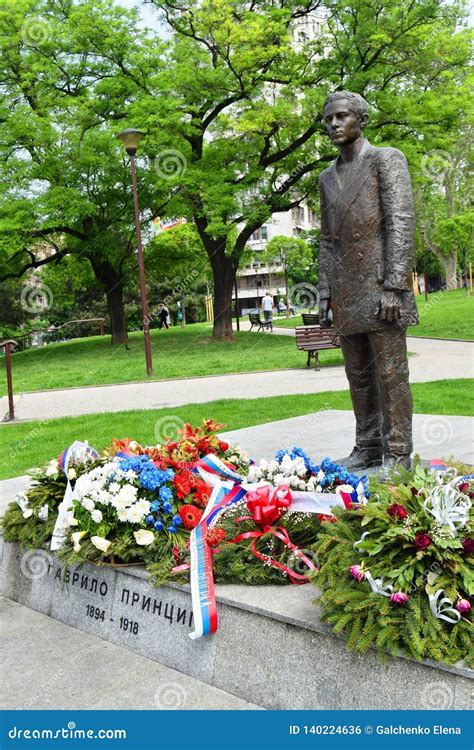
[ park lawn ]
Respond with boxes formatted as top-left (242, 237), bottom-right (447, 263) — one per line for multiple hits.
top-left (272, 288), bottom-right (474, 339)
top-left (0, 323), bottom-right (343, 395)
top-left (0, 379), bottom-right (471, 479)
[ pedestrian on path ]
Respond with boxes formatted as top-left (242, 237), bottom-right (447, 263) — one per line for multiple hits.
top-left (158, 303), bottom-right (170, 330)
top-left (261, 291), bottom-right (273, 323)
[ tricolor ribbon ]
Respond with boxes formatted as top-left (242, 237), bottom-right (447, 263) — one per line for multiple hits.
top-left (187, 454), bottom-right (359, 639)
top-left (50, 441), bottom-right (99, 551)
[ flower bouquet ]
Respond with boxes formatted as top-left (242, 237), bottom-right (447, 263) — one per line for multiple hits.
top-left (312, 461), bottom-right (473, 666)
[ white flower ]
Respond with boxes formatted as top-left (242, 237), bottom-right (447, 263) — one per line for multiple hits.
top-left (273, 473), bottom-right (285, 486)
top-left (316, 485), bottom-right (322, 493)
top-left (66, 514), bottom-right (79, 527)
top-left (81, 497), bottom-right (95, 512)
top-left (129, 441), bottom-right (139, 451)
top-left (71, 530), bottom-right (87, 552)
top-left (38, 504), bottom-right (49, 521)
top-left (336, 484), bottom-right (354, 495)
top-left (91, 536), bottom-right (111, 553)
top-left (248, 466), bottom-right (262, 482)
top-left (117, 508), bottom-right (129, 522)
top-left (23, 509), bottom-right (33, 519)
top-left (259, 458), bottom-right (268, 471)
top-left (228, 455), bottom-right (238, 463)
top-left (91, 509), bottom-right (103, 523)
top-left (15, 492), bottom-right (29, 512)
top-left (306, 478), bottom-right (316, 492)
top-left (316, 469), bottom-right (325, 482)
top-left (45, 459), bottom-right (60, 477)
top-left (135, 499), bottom-right (151, 516)
top-left (134, 529), bottom-right (155, 546)
top-left (108, 482), bottom-right (121, 494)
top-left (67, 468), bottom-right (77, 480)
top-left (118, 484), bottom-right (138, 505)
top-left (126, 504), bottom-right (146, 524)
top-left (289, 476), bottom-right (301, 489)
top-left (267, 460), bottom-right (279, 475)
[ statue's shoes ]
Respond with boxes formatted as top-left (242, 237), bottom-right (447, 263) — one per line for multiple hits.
top-left (338, 447), bottom-right (383, 470)
top-left (382, 454), bottom-right (412, 471)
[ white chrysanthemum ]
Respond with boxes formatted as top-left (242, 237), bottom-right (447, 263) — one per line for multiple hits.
top-left (336, 484), bottom-right (354, 494)
top-left (112, 494), bottom-right (129, 511)
top-left (91, 509), bottom-right (103, 523)
top-left (117, 508), bottom-right (129, 522)
top-left (118, 484), bottom-right (138, 504)
top-left (135, 499), bottom-right (151, 516)
top-left (248, 465), bottom-right (262, 482)
top-left (81, 497), bottom-right (95, 512)
top-left (259, 458), bottom-right (268, 471)
top-left (273, 473), bottom-right (285, 486)
top-left (306, 478), bottom-right (317, 492)
top-left (289, 476), bottom-right (301, 489)
top-left (126, 504), bottom-right (146, 524)
top-left (108, 482), bottom-right (121, 494)
top-left (267, 460), bottom-right (279, 475)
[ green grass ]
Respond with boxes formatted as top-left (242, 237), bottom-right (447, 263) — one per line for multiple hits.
top-left (1, 379), bottom-right (471, 479)
top-left (0, 323), bottom-right (343, 395)
top-left (273, 288), bottom-right (474, 339)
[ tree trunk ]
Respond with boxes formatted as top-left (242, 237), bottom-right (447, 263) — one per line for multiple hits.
top-left (208, 247), bottom-right (237, 341)
top-left (89, 258), bottom-right (128, 345)
top-left (431, 248), bottom-right (458, 290)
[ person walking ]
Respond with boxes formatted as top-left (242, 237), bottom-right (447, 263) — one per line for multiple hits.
top-left (158, 303), bottom-right (170, 330)
top-left (261, 291), bottom-right (273, 323)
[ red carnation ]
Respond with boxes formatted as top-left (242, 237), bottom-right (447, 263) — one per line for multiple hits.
top-left (218, 440), bottom-right (229, 452)
top-left (173, 473), bottom-right (193, 499)
top-left (387, 503), bottom-right (407, 520)
top-left (178, 504), bottom-right (203, 530)
top-left (414, 532), bottom-right (431, 550)
top-left (461, 538), bottom-right (474, 555)
top-left (206, 528), bottom-right (226, 547)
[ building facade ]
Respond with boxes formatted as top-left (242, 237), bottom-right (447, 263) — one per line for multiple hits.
top-left (233, 204), bottom-right (319, 316)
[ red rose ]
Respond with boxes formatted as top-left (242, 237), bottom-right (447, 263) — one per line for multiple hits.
top-left (218, 440), bottom-right (229, 452)
top-left (206, 528), bottom-right (226, 547)
top-left (461, 538), bottom-right (474, 555)
top-left (178, 504), bottom-right (203, 530)
top-left (458, 482), bottom-right (469, 493)
top-left (414, 532), bottom-right (431, 550)
top-left (387, 503), bottom-right (407, 520)
top-left (173, 473), bottom-right (192, 499)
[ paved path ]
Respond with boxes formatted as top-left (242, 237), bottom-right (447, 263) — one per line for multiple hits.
top-left (0, 597), bottom-right (261, 710)
top-left (1, 337), bottom-right (472, 422)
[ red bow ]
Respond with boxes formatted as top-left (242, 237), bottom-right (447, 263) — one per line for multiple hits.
top-left (246, 484), bottom-right (292, 526)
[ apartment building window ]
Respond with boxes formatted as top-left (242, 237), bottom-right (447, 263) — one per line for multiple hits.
top-left (249, 226), bottom-right (268, 242)
top-left (291, 206), bottom-right (305, 225)
top-left (307, 208), bottom-right (319, 226)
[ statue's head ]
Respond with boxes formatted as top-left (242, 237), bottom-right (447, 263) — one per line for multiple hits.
top-left (323, 91), bottom-right (368, 146)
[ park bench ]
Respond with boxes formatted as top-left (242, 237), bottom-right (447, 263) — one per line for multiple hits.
top-left (295, 325), bottom-right (340, 370)
top-left (301, 313), bottom-right (319, 326)
top-left (248, 313), bottom-right (273, 333)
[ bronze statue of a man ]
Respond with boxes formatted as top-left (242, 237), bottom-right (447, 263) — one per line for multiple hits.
top-left (318, 91), bottom-right (418, 470)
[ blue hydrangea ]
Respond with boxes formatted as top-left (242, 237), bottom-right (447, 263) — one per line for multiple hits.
top-left (159, 486), bottom-right (173, 502)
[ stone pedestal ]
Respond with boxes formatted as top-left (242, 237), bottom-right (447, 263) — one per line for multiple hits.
top-left (1, 538), bottom-right (472, 710)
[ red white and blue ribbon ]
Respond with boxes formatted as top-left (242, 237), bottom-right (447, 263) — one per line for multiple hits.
top-left (50, 441), bottom-right (99, 551)
top-left (188, 454), bottom-right (361, 639)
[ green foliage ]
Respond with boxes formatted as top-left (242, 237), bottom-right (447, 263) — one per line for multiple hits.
top-left (313, 465), bottom-right (474, 667)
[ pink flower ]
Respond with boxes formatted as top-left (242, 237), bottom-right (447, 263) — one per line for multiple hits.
top-left (349, 565), bottom-right (364, 582)
top-left (390, 592), bottom-right (409, 606)
top-left (456, 599), bottom-right (471, 614)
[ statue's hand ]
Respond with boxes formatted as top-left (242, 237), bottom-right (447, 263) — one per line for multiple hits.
top-left (375, 290), bottom-right (403, 323)
top-left (319, 298), bottom-right (331, 327)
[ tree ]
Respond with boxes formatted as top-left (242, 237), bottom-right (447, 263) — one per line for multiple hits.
top-left (262, 235), bottom-right (312, 309)
top-left (132, 0), bottom-right (472, 340)
top-left (0, 0), bottom-right (167, 344)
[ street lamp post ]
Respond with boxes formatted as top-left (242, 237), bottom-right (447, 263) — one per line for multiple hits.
top-left (116, 128), bottom-right (153, 376)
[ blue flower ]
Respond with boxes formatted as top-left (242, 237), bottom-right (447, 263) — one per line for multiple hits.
top-left (172, 514), bottom-right (182, 525)
top-left (162, 501), bottom-right (172, 514)
top-left (150, 500), bottom-right (160, 512)
top-left (159, 486), bottom-right (173, 502)
top-left (167, 525), bottom-right (177, 533)
top-left (145, 515), bottom-right (155, 525)
top-left (154, 519), bottom-right (164, 531)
